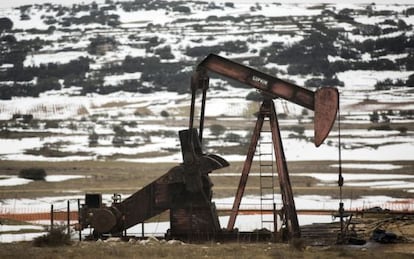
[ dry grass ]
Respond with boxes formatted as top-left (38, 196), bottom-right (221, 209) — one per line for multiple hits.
top-left (33, 227), bottom-right (72, 247)
top-left (77, 106), bottom-right (89, 116)
top-left (1, 240), bottom-right (414, 259)
top-left (0, 160), bottom-right (413, 199)
top-left (97, 101), bottom-right (132, 108)
top-left (134, 107), bottom-right (153, 116)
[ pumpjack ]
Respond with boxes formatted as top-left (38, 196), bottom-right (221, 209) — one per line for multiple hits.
top-left (79, 54), bottom-right (338, 241)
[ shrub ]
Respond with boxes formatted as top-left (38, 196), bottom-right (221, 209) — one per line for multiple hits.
top-left (223, 40), bottom-right (248, 53)
top-left (406, 73), bottom-right (414, 87)
top-left (224, 133), bottom-right (241, 143)
top-left (160, 110), bottom-right (170, 117)
top-left (0, 17), bottom-right (13, 33)
top-left (33, 226), bottom-right (71, 247)
top-left (155, 46), bottom-right (175, 59)
top-left (246, 91), bottom-right (263, 101)
top-left (305, 77), bottom-right (344, 88)
top-left (19, 168), bottom-right (46, 180)
top-left (88, 131), bottom-right (99, 146)
top-left (45, 120), bottom-right (60, 129)
top-left (172, 6), bottom-right (191, 13)
top-left (210, 124), bottom-right (226, 137)
top-left (368, 124), bottom-right (392, 131)
top-left (291, 125), bottom-right (305, 135)
top-left (397, 126), bottom-right (408, 135)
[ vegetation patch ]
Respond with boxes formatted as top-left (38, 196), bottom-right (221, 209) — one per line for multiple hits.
top-left (18, 168), bottom-right (46, 181)
top-left (33, 227), bottom-right (71, 247)
top-left (24, 146), bottom-right (92, 158)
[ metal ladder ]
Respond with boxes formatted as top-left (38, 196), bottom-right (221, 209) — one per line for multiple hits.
top-left (257, 122), bottom-right (276, 231)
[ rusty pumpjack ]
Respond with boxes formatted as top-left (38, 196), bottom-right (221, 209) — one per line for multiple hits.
top-left (79, 54), bottom-right (338, 241)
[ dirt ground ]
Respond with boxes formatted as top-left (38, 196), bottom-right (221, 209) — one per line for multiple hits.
top-left (1, 160), bottom-right (413, 199)
top-left (0, 234), bottom-right (413, 259)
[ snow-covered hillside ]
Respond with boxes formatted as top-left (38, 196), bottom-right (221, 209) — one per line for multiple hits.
top-left (0, 0), bottom-right (413, 163)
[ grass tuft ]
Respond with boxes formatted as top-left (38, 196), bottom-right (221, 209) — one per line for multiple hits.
top-left (33, 226), bottom-right (72, 247)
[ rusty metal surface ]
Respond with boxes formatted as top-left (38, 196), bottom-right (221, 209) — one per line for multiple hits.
top-left (226, 100), bottom-right (300, 238)
top-left (226, 101), bottom-right (265, 231)
top-left (269, 100), bottom-right (300, 238)
top-left (200, 54), bottom-right (338, 239)
top-left (81, 127), bottom-right (229, 238)
top-left (314, 87), bottom-right (339, 146)
top-left (170, 205), bottom-right (220, 238)
top-left (198, 54), bottom-right (315, 110)
top-left (89, 208), bottom-right (117, 233)
top-left (199, 54), bottom-right (338, 148)
top-left (81, 54), bottom-right (338, 241)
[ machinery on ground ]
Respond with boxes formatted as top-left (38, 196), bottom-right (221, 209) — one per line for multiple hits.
top-left (79, 54), bottom-right (339, 241)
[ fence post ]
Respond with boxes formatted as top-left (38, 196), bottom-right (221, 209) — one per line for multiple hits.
top-left (67, 200), bottom-right (70, 235)
top-left (273, 203), bottom-right (278, 242)
top-left (50, 204), bottom-right (54, 229)
top-left (78, 199), bottom-right (81, 241)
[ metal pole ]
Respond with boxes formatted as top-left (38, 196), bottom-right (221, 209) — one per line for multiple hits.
top-left (269, 100), bottom-right (300, 238)
top-left (227, 102), bottom-right (265, 231)
top-left (67, 200), bottom-right (70, 235)
top-left (337, 101), bottom-right (345, 243)
top-left (199, 86), bottom-right (208, 143)
top-left (78, 199), bottom-right (81, 241)
top-left (50, 204), bottom-right (54, 229)
top-left (189, 88), bottom-right (196, 130)
top-left (273, 203), bottom-right (278, 242)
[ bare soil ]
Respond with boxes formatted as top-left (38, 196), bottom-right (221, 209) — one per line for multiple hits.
top-left (0, 236), bottom-right (414, 259)
top-left (1, 160), bottom-right (413, 199)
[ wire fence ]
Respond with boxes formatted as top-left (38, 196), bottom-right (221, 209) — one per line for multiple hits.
top-left (0, 200), bottom-right (79, 226)
top-left (1, 200), bottom-right (413, 228)
top-left (353, 199), bottom-right (414, 212)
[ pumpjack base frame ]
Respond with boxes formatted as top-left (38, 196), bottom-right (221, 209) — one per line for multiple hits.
top-left (85, 230), bottom-right (278, 243)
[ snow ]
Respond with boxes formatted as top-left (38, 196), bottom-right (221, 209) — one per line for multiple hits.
top-left (117, 9), bottom-right (173, 26)
top-left (215, 194), bottom-right (405, 212)
top-left (294, 173), bottom-right (414, 182)
top-left (0, 176), bottom-right (32, 186)
top-left (293, 172), bottom-right (414, 191)
top-left (0, 96), bottom-right (91, 120)
top-left (0, 138), bottom-right (44, 156)
top-left (104, 72), bottom-right (142, 86)
top-left (0, 174), bottom-right (89, 186)
top-left (0, 225), bottom-right (43, 232)
top-left (3, 130), bottom-right (411, 162)
top-left (336, 70), bottom-right (414, 91)
top-left (1, 193), bottom-right (409, 242)
top-left (342, 180), bottom-right (414, 189)
top-left (24, 51), bottom-right (91, 67)
top-left (1, 193), bottom-right (403, 217)
top-left (329, 163), bottom-right (403, 170)
top-left (0, 232), bottom-right (47, 243)
top-left (119, 213), bottom-right (338, 235)
top-left (1, 1), bottom-right (414, 10)
top-left (45, 175), bottom-right (88, 182)
top-left (204, 98), bottom-right (251, 117)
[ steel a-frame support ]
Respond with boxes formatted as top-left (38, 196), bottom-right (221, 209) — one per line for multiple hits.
top-left (227, 99), bottom-right (300, 239)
